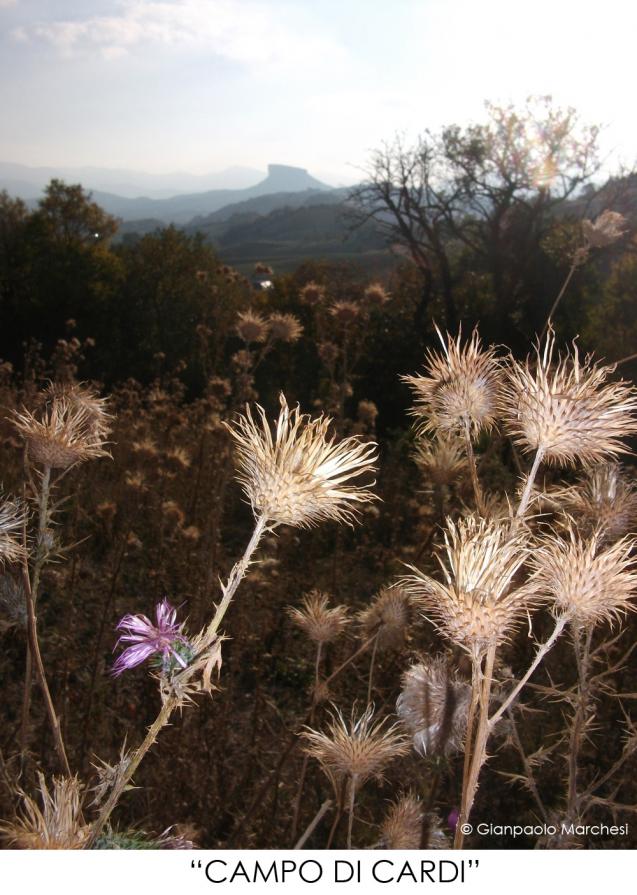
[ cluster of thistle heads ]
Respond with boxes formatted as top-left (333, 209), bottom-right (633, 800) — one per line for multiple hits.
top-left (4, 310), bottom-right (637, 849)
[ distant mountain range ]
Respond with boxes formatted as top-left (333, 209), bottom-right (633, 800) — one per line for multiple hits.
top-left (1, 162), bottom-right (334, 223)
top-left (0, 160), bottom-right (394, 273)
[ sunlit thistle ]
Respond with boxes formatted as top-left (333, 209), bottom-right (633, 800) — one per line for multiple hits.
top-left (299, 281), bottom-right (326, 305)
top-left (363, 282), bottom-right (391, 307)
top-left (582, 210), bottom-right (627, 249)
top-left (236, 310), bottom-right (270, 343)
top-left (112, 598), bottom-right (194, 676)
top-left (379, 795), bottom-right (449, 849)
top-left (329, 300), bottom-right (361, 325)
top-left (12, 382), bottom-right (112, 469)
top-left (226, 394), bottom-right (378, 528)
top-left (268, 312), bottom-right (304, 343)
top-left (397, 656), bottom-right (470, 756)
top-left (403, 327), bottom-right (501, 439)
top-left (401, 516), bottom-right (535, 656)
top-left (287, 591), bottom-right (349, 644)
top-left (501, 331), bottom-right (637, 466)
top-left (530, 524), bottom-right (637, 627)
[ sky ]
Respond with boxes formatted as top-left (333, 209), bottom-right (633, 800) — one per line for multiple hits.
top-left (1, 0), bottom-right (636, 185)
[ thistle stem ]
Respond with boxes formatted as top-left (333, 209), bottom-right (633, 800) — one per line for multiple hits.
top-left (86, 514), bottom-right (268, 847)
top-left (515, 446), bottom-right (545, 520)
top-left (488, 615), bottom-right (567, 729)
top-left (294, 799), bottom-right (333, 849)
top-left (347, 775), bottom-right (358, 849)
top-left (463, 422), bottom-right (486, 516)
top-left (366, 632), bottom-right (379, 704)
top-left (540, 258), bottom-right (579, 342)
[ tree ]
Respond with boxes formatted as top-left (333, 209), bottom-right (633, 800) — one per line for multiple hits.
top-left (349, 97), bottom-right (603, 344)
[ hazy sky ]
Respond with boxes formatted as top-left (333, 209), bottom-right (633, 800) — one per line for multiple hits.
top-left (1, 0), bottom-right (635, 183)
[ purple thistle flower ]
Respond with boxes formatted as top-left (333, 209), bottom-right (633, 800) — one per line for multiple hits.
top-left (447, 807), bottom-right (460, 833)
top-left (112, 598), bottom-right (191, 676)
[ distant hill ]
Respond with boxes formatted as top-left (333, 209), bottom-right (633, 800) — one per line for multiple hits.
top-left (0, 161), bottom-right (264, 199)
top-left (2, 163), bottom-right (334, 224)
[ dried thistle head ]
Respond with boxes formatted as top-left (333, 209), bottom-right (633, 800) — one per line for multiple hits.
top-left (226, 394), bottom-right (378, 528)
top-left (401, 516), bottom-right (535, 656)
top-left (268, 312), bottom-right (303, 343)
top-left (530, 524), bottom-right (637, 627)
top-left (236, 310), bottom-right (270, 343)
top-left (397, 656), bottom-right (470, 756)
top-left (12, 382), bottom-right (111, 469)
top-left (0, 498), bottom-right (28, 565)
top-left (412, 435), bottom-right (468, 487)
top-left (287, 591), bottom-right (349, 644)
top-left (359, 586), bottom-right (413, 650)
top-left (556, 464), bottom-right (637, 543)
top-left (329, 300), bottom-right (362, 326)
top-left (403, 327), bottom-right (501, 439)
top-left (378, 795), bottom-right (448, 849)
top-left (582, 210), bottom-right (627, 249)
top-left (300, 281), bottom-right (325, 305)
top-left (501, 331), bottom-right (637, 466)
top-left (0, 572), bottom-right (26, 632)
top-left (302, 704), bottom-right (409, 788)
top-left (363, 282), bottom-right (391, 307)
top-left (0, 774), bottom-right (88, 849)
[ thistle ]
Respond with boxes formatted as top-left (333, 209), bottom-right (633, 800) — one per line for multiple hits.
top-left (287, 591), bottom-right (349, 644)
top-left (302, 704), bottom-right (408, 788)
top-left (412, 435), bottom-right (468, 487)
top-left (379, 795), bottom-right (449, 849)
top-left (0, 498), bottom-right (28, 565)
top-left (12, 382), bottom-right (111, 469)
top-left (557, 463), bottom-right (637, 543)
top-left (300, 281), bottom-right (326, 305)
top-left (582, 210), bottom-right (626, 249)
top-left (236, 310), bottom-right (270, 343)
top-left (268, 312), bottom-right (304, 343)
top-left (397, 656), bottom-right (470, 756)
top-left (363, 282), bottom-right (391, 307)
top-left (403, 327), bottom-right (501, 439)
top-left (359, 586), bottom-right (413, 651)
top-left (329, 301), bottom-right (361, 325)
top-left (502, 331), bottom-right (637, 468)
top-left (530, 524), bottom-right (637, 627)
top-left (0, 774), bottom-right (88, 849)
top-left (226, 394), bottom-right (378, 528)
top-left (112, 599), bottom-right (193, 676)
top-left (401, 516), bottom-right (535, 656)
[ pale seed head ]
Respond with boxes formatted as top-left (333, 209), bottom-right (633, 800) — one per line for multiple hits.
top-left (226, 394), bottom-right (378, 528)
top-left (268, 312), bottom-right (303, 344)
top-left (412, 435), bottom-right (468, 486)
top-left (287, 590), bottom-right (350, 644)
top-left (302, 704), bottom-right (409, 788)
top-left (329, 300), bottom-right (361, 325)
top-left (0, 498), bottom-right (28, 565)
top-left (401, 516), bottom-right (536, 656)
top-left (403, 327), bottom-right (502, 439)
top-left (12, 382), bottom-right (111, 469)
top-left (530, 524), bottom-right (637, 627)
top-left (379, 795), bottom-right (449, 849)
top-left (359, 586), bottom-right (413, 650)
top-left (236, 310), bottom-right (270, 343)
top-left (300, 281), bottom-right (326, 306)
top-left (501, 330), bottom-right (637, 466)
top-left (364, 282), bottom-right (391, 307)
top-left (397, 656), bottom-right (470, 756)
top-left (0, 774), bottom-right (88, 849)
top-left (556, 463), bottom-right (637, 544)
top-left (582, 210), bottom-right (627, 249)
